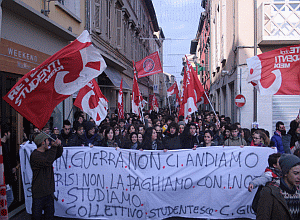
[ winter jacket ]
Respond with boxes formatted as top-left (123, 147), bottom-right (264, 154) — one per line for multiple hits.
top-left (69, 134), bottom-right (87, 146)
top-left (162, 133), bottom-right (182, 150)
top-left (224, 136), bottom-right (246, 146)
top-left (58, 131), bottom-right (74, 147)
top-left (85, 133), bottom-right (102, 146)
top-left (256, 183), bottom-right (292, 220)
top-left (282, 134), bottom-right (292, 154)
top-left (271, 131), bottom-right (291, 154)
top-left (141, 140), bottom-right (163, 150)
top-left (198, 141), bottom-right (217, 147)
top-left (249, 167), bottom-right (281, 189)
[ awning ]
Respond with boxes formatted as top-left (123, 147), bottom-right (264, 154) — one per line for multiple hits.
top-left (123, 75), bottom-right (133, 91)
top-left (101, 66), bottom-right (130, 90)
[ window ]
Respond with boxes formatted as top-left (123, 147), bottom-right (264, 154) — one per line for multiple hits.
top-left (55, 0), bottom-right (81, 21)
top-left (94, 0), bottom-right (101, 32)
top-left (124, 23), bottom-right (127, 53)
top-left (105, 1), bottom-right (111, 41)
top-left (116, 9), bottom-right (122, 48)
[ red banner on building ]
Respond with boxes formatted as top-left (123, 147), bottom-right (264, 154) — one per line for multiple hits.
top-left (247, 44), bottom-right (300, 95)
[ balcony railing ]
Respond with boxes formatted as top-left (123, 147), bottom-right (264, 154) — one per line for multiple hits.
top-left (258, 1), bottom-right (300, 45)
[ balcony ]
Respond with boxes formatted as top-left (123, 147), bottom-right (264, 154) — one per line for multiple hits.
top-left (258, 1), bottom-right (300, 45)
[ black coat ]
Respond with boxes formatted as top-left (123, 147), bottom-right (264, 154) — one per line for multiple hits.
top-left (141, 140), bottom-right (163, 150)
top-left (162, 133), bottom-right (182, 150)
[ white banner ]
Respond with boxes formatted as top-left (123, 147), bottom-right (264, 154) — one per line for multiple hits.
top-left (20, 142), bottom-right (276, 219)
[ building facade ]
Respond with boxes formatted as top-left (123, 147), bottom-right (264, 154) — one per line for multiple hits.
top-left (0, 0), bottom-right (86, 211)
top-left (195, 0), bottom-right (300, 133)
top-left (88, 0), bottom-right (163, 114)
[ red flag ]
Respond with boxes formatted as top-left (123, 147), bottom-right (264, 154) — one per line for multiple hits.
top-left (179, 57), bottom-right (198, 120)
top-left (247, 44), bottom-right (300, 95)
top-left (135, 51), bottom-right (163, 78)
top-left (149, 94), bottom-right (159, 112)
top-left (3, 30), bottom-right (107, 129)
top-left (132, 62), bottom-right (147, 115)
top-left (186, 58), bottom-right (205, 103)
top-left (179, 67), bottom-right (187, 117)
top-left (74, 79), bottom-right (108, 126)
top-left (118, 79), bottom-right (124, 119)
top-left (198, 91), bottom-right (209, 105)
top-left (167, 82), bottom-right (180, 101)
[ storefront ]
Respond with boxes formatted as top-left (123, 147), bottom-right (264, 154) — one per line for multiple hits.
top-left (0, 1), bottom-right (76, 212)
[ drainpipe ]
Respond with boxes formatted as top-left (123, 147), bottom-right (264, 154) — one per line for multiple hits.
top-left (86, 0), bottom-right (90, 32)
top-left (0, 0), bottom-right (3, 40)
top-left (253, 0), bottom-right (258, 122)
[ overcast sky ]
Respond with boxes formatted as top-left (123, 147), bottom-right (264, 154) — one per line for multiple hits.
top-left (152, 0), bottom-right (204, 83)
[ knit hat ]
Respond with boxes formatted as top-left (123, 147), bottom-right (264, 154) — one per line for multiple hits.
top-left (34, 133), bottom-right (48, 146)
top-left (85, 121), bottom-right (95, 132)
top-left (279, 154), bottom-right (300, 175)
top-left (178, 121), bottom-right (185, 126)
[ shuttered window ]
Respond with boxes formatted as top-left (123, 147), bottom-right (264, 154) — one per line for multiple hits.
top-left (116, 9), bottom-right (122, 48)
top-left (94, 0), bottom-right (101, 32)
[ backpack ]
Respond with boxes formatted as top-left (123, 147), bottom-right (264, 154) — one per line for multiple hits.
top-left (251, 185), bottom-right (263, 214)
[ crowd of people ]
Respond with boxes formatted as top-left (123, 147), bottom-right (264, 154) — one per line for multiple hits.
top-left (25, 108), bottom-right (300, 155)
top-left (19, 108), bottom-right (300, 219)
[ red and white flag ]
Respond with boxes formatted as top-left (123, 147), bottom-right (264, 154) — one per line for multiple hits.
top-left (178, 67), bottom-right (187, 117)
top-left (135, 51), bottom-right (163, 78)
top-left (198, 91), bottom-right (209, 105)
top-left (186, 57), bottom-right (205, 103)
top-left (74, 79), bottom-right (108, 126)
top-left (247, 44), bottom-right (300, 95)
top-left (132, 62), bottom-right (147, 115)
top-left (149, 94), bottom-right (159, 112)
top-left (179, 56), bottom-right (198, 120)
top-left (167, 82), bottom-right (180, 101)
top-left (3, 30), bottom-right (106, 129)
top-left (118, 79), bottom-right (124, 119)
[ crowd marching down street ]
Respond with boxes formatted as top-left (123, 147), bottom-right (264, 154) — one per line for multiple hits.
top-left (2, 31), bottom-right (300, 220)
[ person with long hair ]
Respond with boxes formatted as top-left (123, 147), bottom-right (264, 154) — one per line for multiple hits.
top-left (180, 123), bottom-right (200, 149)
top-left (252, 130), bottom-right (270, 147)
top-left (102, 127), bottom-right (119, 148)
top-left (140, 127), bottom-right (163, 150)
top-left (137, 133), bottom-right (143, 145)
top-left (124, 132), bottom-right (140, 150)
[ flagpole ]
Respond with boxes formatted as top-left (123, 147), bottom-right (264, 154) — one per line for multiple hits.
top-left (163, 73), bottom-right (171, 115)
top-left (66, 105), bottom-right (74, 121)
top-left (204, 91), bottom-right (220, 124)
top-left (41, 130), bottom-right (56, 141)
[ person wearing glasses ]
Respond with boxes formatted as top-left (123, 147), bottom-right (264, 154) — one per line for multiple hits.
top-left (252, 130), bottom-right (270, 147)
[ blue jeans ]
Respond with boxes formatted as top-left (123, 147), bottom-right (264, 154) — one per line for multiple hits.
top-left (32, 194), bottom-right (54, 220)
top-left (6, 185), bottom-right (14, 208)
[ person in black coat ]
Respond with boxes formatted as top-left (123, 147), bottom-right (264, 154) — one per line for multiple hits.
top-left (69, 124), bottom-right (87, 146)
top-left (85, 121), bottom-right (102, 147)
top-left (124, 132), bottom-right (141, 150)
top-left (163, 122), bottom-right (182, 150)
top-left (140, 127), bottom-right (163, 150)
top-left (180, 122), bottom-right (200, 149)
